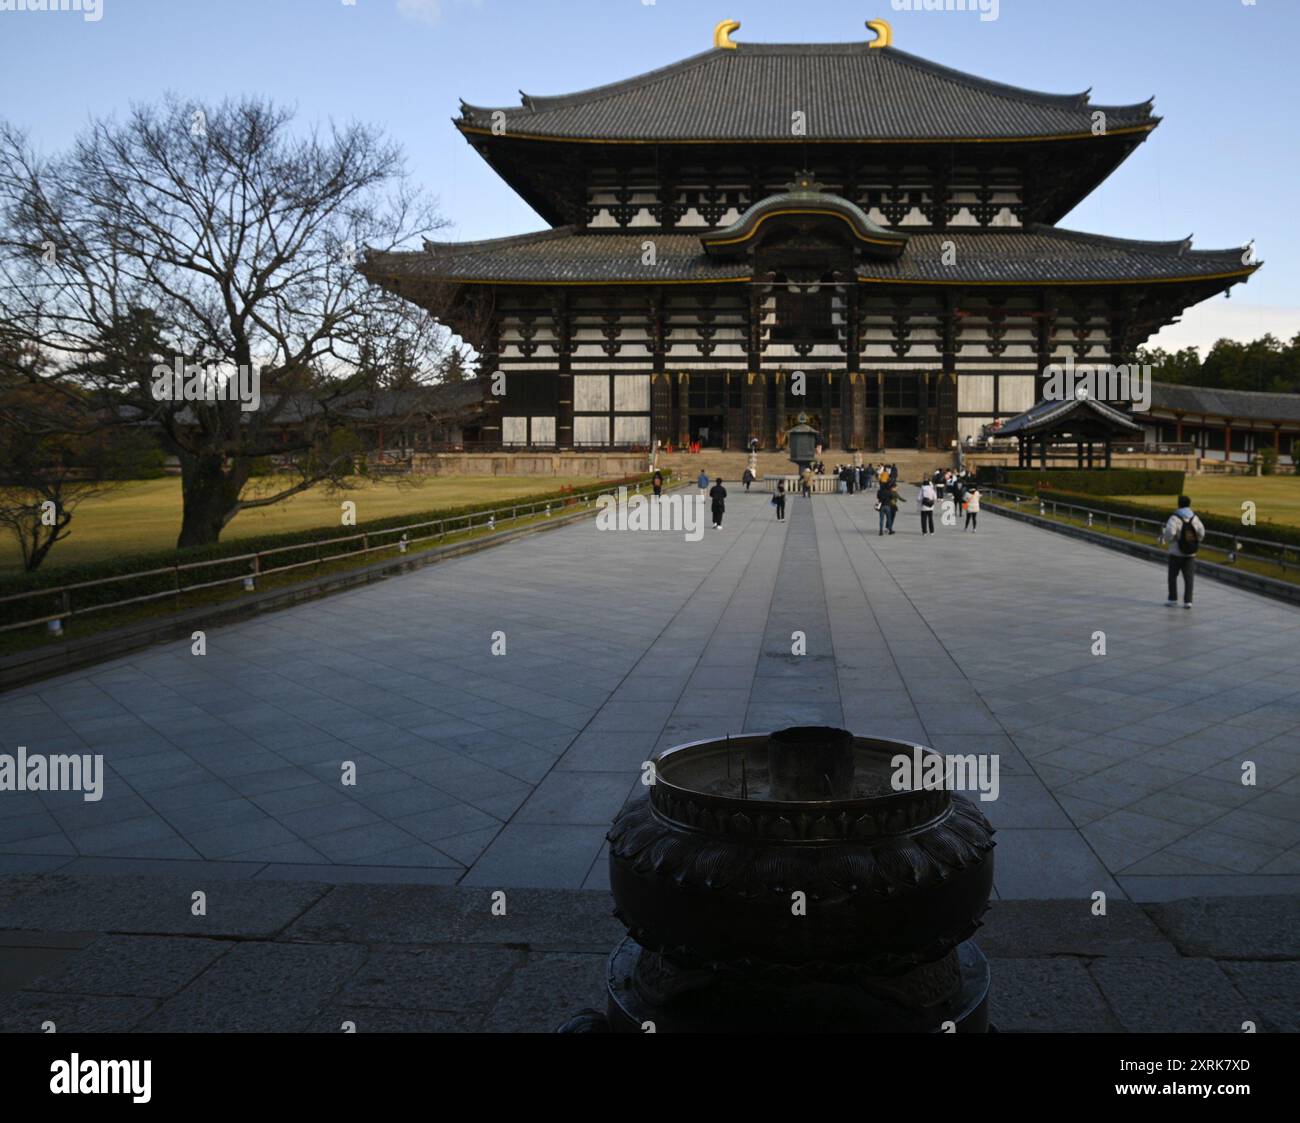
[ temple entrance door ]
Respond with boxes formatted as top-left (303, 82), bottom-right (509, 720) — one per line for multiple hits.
top-left (690, 412), bottom-right (726, 448)
top-left (883, 414), bottom-right (919, 449)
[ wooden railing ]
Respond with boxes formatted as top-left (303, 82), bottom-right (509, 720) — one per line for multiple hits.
top-left (1, 477), bottom-right (659, 637)
top-left (982, 487), bottom-right (1297, 575)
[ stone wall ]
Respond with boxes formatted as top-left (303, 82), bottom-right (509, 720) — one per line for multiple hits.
top-left (411, 452), bottom-right (649, 477)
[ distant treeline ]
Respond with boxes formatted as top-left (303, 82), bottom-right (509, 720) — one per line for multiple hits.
top-left (1138, 333), bottom-right (1300, 395)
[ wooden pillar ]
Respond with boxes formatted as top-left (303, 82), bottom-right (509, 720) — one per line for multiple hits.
top-left (746, 288), bottom-right (766, 449)
top-left (481, 315), bottom-right (503, 449)
top-left (749, 373), bottom-right (767, 452)
top-left (845, 285), bottom-right (862, 449)
top-left (876, 372), bottom-right (886, 451)
top-left (677, 374), bottom-right (691, 448)
top-left (825, 372), bottom-right (841, 450)
top-left (1224, 418), bottom-right (1233, 464)
top-left (554, 292), bottom-right (574, 450)
top-left (849, 373), bottom-right (867, 450)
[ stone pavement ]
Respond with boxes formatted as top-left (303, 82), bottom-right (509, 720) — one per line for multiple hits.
top-left (0, 875), bottom-right (1294, 1033)
top-left (1, 489), bottom-right (1299, 900)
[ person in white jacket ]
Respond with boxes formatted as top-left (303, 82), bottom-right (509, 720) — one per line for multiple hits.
top-left (1160, 495), bottom-right (1207, 609)
top-left (963, 487), bottom-right (981, 532)
top-left (918, 480), bottom-right (938, 535)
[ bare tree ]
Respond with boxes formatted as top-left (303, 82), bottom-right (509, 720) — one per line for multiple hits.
top-left (0, 374), bottom-right (128, 572)
top-left (0, 98), bottom-right (448, 549)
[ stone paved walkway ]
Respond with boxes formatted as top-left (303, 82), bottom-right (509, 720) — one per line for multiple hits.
top-left (0, 877), bottom-right (1294, 1033)
top-left (2, 489), bottom-right (1298, 900)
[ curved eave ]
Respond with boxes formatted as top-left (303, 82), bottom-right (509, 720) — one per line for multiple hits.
top-left (454, 119), bottom-right (1159, 146)
top-left (701, 205), bottom-right (908, 256)
top-left (365, 269), bottom-right (1257, 290)
top-left (856, 265), bottom-right (1259, 288)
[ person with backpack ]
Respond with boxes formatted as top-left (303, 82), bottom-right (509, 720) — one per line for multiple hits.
top-left (1161, 495), bottom-right (1206, 609)
top-left (709, 478), bottom-right (728, 530)
top-left (963, 486), bottom-right (981, 531)
top-left (652, 470), bottom-right (664, 499)
top-left (918, 478), bottom-right (938, 535)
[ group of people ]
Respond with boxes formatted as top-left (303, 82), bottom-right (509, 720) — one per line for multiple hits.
top-left (673, 466), bottom-right (1210, 611)
top-left (875, 470), bottom-right (981, 536)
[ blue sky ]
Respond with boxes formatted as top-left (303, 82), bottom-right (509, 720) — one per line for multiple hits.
top-left (2, 0), bottom-right (1296, 353)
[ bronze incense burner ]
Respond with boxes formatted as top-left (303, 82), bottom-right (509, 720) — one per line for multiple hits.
top-left (567, 727), bottom-right (996, 1033)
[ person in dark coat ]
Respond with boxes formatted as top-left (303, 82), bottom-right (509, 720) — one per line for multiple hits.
top-left (742, 467), bottom-right (755, 493)
top-left (709, 478), bottom-right (728, 529)
top-left (652, 471), bottom-right (664, 498)
top-left (876, 481), bottom-right (905, 535)
top-left (773, 479), bottom-right (787, 522)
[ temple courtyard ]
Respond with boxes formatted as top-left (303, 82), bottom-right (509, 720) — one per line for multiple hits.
top-left (1, 487), bottom-right (1298, 898)
top-left (1, 489), bottom-right (1298, 1032)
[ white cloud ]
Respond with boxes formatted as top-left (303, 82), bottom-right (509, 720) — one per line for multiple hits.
top-left (397, 0), bottom-right (442, 26)
top-left (1146, 300), bottom-right (1300, 355)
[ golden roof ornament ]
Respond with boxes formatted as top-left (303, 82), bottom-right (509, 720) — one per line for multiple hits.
top-left (713, 19), bottom-right (740, 50)
top-left (867, 19), bottom-right (893, 48)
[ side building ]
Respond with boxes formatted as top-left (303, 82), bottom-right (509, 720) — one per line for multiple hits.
top-left (363, 20), bottom-right (1258, 453)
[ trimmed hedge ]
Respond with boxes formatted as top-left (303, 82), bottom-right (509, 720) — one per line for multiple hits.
top-left (1015, 488), bottom-right (1300, 557)
top-left (0, 473), bottom-right (659, 627)
top-left (976, 467), bottom-right (1185, 497)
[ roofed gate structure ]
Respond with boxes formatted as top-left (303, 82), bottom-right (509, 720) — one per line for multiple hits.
top-left (362, 19), bottom-right (1259, 453)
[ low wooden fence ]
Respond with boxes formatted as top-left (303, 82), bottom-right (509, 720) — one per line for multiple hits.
top-left (1, 478), bottom-right (654, 637)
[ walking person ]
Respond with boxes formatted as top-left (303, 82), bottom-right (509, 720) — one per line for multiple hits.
top-left (1160, 494), bottom-right (1206, 609)
top-left (876, 480), bottom-right (905, 535)
top-left (801, 466), bottom-right (813, 499)
top-left (963, 486), bottom-right (981, 532)
top-left (919, 478), bottom-right (937, 535)
top-left (697, 469), bottom-right (709, 495)
top-left (742, 466), bottom-right (755, 493)
top-left (709, 478), bottom-right (728, 530)
top-left (773, 479), bottom-right (787, 522)
top-left (652, 470), bottom-right (664, 498)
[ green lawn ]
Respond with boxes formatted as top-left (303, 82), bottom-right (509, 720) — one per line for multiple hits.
top-left (1116, 476), bottom-right (1300, 531)
top-left (2, 475), bottom-right (596, 573)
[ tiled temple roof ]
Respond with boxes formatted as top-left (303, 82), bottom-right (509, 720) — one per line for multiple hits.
top-left (997, 396), bottom-right (1146, 437)
top-left (457, 42), bottom-right (1156, 142)
top-left (1148, 383), bottom-right (1300, 423)
top-left (362, 226), bottom-right (1252, 287)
